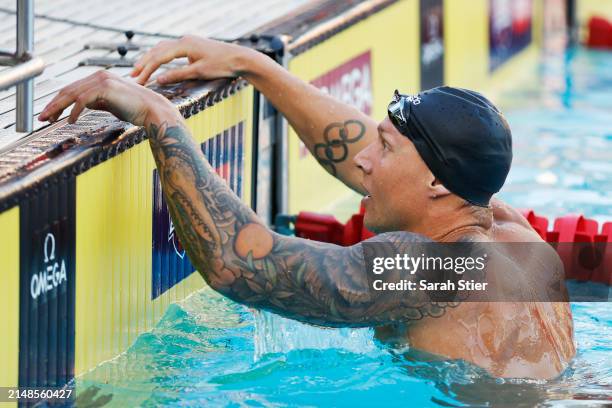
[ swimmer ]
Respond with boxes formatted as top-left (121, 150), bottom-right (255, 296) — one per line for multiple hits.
top-left (39, 35), bottom-right (575, 379)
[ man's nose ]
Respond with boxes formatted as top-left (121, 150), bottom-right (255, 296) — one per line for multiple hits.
top-left (354, 146), bottom-right (372, 175)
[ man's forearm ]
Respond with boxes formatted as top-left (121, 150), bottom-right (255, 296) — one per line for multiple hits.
top-left (143, 110), bottom-right (366, 325)
top-left (235, 50), bottom-right (375, 191)
top-left (145, 109), bottom-right (259, 289)
top-left (144, 110), bottom-right (344, 319)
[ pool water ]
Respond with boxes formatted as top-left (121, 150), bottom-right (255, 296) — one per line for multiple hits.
top-left (497, 47), bottom-right (612, 224)
top-left (75, 47), bottom-right (612, 407)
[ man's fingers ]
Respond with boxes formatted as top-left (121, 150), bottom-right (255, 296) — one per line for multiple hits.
top-left (39, 74), bottom-right (102, 122)
top-left (157, 65), bottom-right (199, 84)
top-left (130, 63), bottom-right (142, 77)
top-left (131, 52), bottom-right (152, 78)
top-left (67, 88), bottom-right (100, 124)
top-left (34, 69), bottom-right (163, 128)
top-left (131, 42), bottom-right (169, 78)
top-left (134, 40), bottom-right (188, 84)
top-left (135, 62), bottom-right (160, 85)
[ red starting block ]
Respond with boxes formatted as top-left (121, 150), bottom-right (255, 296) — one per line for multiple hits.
top-left (553, 215), bottom-right (599, 281)
top-left (294, 212), bottom-right (344, 244)
top-left (343, 213), bottom-right (365, 246)
top-left (358, 203), bottom-right (375, 240)
top-left (595, 222), bottom-right (612, 243)
top-left (591, 222), bottom-right (612, 285)
top-left (586, 16), bottom-right (612, 48)
top-left (553, 214), bottom-right (599, 242)
top-left (520, 209), bottom-right (549, 240)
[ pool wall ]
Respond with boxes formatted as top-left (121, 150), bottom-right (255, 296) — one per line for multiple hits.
top-left (0, 82), bottom-right (254, 395)
top-left (73, 86), bottom-right (254, 377)
top-left (0, 0), bottom-right (584, 399)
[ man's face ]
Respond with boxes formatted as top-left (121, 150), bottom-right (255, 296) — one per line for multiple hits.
top-left (354, 117), bottom-right (434, 233)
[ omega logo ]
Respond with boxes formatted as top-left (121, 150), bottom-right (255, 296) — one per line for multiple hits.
top-left (30, 232), bottom-right (68, 300)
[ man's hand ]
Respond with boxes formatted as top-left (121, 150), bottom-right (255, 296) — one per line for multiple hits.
top-left (39, 70), bottom-right (182, 127)
top-left (131, 34), bottom-right (377, 194)
top-left (130, 35), bottom-right (256, 85)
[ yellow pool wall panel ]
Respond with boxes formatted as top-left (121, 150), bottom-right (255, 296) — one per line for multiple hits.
top-left (578, 0), bottom-right (612, 23)
top-left (75, 86), bottom-right (254, 376)
top-left (0, 206), bottom-right (19, 392)
top-left (577, 0), bottom-right (612, 41)
top-left (443, 0), bottom-right (490, 90)
top-left (444, 0), bottom-right (542, 95)
top-left (287, 0), bottom-right (420, 214)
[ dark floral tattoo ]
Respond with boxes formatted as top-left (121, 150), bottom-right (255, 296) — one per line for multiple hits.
top-left (147, 121), bottom-right (454, 327)
top-left (314, 119), bottom-right (366, 176)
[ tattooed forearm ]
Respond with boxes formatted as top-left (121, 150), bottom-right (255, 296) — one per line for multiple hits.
top-left (314, 120), bottom-right (365, 176)
top-left (147, 120), bottom-right (453, 327)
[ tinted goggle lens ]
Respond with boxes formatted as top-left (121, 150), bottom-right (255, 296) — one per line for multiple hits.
top-left (388, 90), bottom-right (409, 132)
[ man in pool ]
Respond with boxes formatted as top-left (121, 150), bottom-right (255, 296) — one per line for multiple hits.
top-left (39, 35), bottom-right (575, 379)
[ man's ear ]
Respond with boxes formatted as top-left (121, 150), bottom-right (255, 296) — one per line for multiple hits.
top-left (429, 177), bottom-right (451, 199)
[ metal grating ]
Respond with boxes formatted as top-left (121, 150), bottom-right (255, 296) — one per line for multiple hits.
top-left (0, 0), bottom-right (393, 210)
top-left (0, 0), bottom-right (315, 190)
top-left (0, 0), bottom-right (313, 135)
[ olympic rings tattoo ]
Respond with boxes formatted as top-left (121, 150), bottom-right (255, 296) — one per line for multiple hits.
top-left (314, 119), bottom-right (366, 176)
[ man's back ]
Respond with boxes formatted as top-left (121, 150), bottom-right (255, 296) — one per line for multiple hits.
top-left (375, 202), bottom-right (576, 379)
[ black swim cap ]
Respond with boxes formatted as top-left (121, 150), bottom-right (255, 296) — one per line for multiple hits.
top-left (387, 86), bottom-right (512, 207)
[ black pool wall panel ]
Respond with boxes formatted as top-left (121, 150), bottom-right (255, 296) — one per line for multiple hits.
top-left (19, 176), bottom-right (76, 389)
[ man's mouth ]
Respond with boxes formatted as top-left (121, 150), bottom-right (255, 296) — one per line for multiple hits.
top-left (361, 183), bottom-right (372, 205)
top-left (360, 183), bottom-right (371, 196)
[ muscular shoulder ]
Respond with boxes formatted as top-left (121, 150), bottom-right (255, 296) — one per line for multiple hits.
top-left (490, 197), bottom-right (529, 226)
top-left (490, 198), bottom-right (543, 241)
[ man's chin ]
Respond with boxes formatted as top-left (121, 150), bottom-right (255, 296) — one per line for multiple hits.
top-left (363, 217), bottom-right (389, 235)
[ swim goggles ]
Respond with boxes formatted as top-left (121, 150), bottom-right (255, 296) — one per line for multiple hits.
top-left (387, 89), bottom-right (421, 135)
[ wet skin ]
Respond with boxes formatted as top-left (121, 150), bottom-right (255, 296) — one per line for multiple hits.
top-left (373, 209), bottom-right (576, 379)
top-left (39, 35), bottom-right (575, 379)
top-left (355, 120), bottom-right (575, 379)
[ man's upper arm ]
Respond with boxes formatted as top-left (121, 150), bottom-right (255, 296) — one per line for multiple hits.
top-left (306, 116), bottom-right (378, 195)
top-left (238, 53), bottom-right (378, 195)
top-left (325, 232), bottom-right (461, 325)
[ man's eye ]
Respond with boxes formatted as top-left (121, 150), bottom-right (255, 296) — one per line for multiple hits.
top-left (382, 140), bottom-right (390, 150)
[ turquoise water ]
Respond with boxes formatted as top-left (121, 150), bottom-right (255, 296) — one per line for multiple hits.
top-left (76, 47), bottom-right (612, 407)
top-left (498, 47), bottom-right (612, 224)
top-left (76, 290), bottom-right (611, 407)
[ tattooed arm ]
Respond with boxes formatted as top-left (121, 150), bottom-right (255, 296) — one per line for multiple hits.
top-left (40, 71), bottom-right (451, 327)
top-left (148, 116), bottom-right (453, 327)
top-left (237, 52), bottom-right (377, 191)
top-left (130, 35), bottom-right (378, 194)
